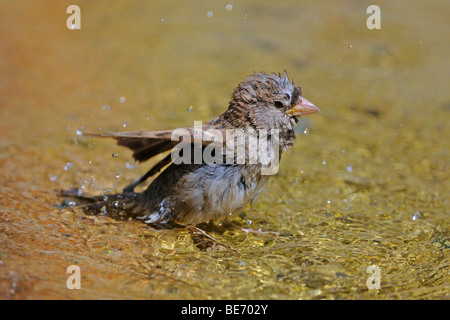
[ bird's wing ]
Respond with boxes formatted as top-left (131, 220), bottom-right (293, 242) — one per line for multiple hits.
top-left (84, 126), bottom-right (227, 163)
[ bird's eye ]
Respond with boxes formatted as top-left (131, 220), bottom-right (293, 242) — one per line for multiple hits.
top-left (285, 94), bottom-right (291, 100)
top-left (274, 101), bottom-right (284, 108)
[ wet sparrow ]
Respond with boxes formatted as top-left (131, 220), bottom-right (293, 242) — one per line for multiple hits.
top-left (63, 72), bottom-right (320, 226)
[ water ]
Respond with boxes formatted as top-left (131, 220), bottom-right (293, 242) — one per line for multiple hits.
top-left (0, 0), bottom-right (448, 299)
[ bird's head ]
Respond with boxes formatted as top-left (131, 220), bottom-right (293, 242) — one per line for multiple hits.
top-left (224, 72), bottom-right (320, 150)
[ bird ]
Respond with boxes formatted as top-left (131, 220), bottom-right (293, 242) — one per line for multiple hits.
top-left (63, 72), bottom-right (320, 227)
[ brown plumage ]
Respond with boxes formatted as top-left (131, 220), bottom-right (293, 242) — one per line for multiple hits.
top-left (64, 72), bottom-right (320, 225)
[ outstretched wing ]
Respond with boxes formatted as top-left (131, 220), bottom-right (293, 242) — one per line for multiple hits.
top-left (84, 126), bottom-right (226, 163)
top-left (85, 130), bottom-right (177, 162)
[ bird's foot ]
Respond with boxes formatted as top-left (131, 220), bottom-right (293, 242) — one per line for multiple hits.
top-left (186, 225), bottom-right (238, 253)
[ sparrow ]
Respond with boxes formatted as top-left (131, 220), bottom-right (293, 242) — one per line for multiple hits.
top-left (63, 72), bottom-right (320, 226)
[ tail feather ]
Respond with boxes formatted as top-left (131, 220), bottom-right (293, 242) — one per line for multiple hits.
top-left (59, 188), bottom-right (142, 220)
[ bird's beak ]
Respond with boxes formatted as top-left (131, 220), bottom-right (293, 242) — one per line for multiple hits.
top-left (286, 97), bottom-right (321, 116)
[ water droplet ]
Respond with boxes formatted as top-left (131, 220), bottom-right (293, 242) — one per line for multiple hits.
top-left (115, 172), bottom-right (121, 178)
top-left (76, 129), bottom-right (83, 136)
top-left (346, 165), bottom-right (353, 173)
top-left (102, 104), bottom-right (111, 111)
top-left (119, 96), bottom-right (126, 103)
top-left (123, 121), bottom-right (128, 128)
top-left (225, 4), bottom-right (233, 11)
top-left (412, 211), bottom-right (421, 221)
top-left (112, 153), bottom-right (119, 158)
top-left (326, 199), bottom-right (331, 204)
top-left (64, 162), bottom-right (74, 171)
top-left (207, 11), bottom-right (214, 18)
top-left (50, 174), bottom-right (58, 181)
top-left (161, 18), bottom-right (165, 23)
top-left (126, 162), bottom-right (138, 169)
top-left (322, 160), bottom-right (326, 165)
top-left (187, 106), bottom-right (193, 112)
top-left (61, 199), bottom-right (76, 208)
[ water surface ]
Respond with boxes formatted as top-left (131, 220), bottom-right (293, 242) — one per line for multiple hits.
top-left (0, 0), bottom-right (448, 299)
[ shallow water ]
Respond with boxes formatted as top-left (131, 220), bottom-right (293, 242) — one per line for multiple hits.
top-left (0, 0), bottom-right (448, 299)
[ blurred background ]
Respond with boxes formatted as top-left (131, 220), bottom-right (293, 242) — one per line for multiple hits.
top-left (0, 0), bottom-right (448, 299)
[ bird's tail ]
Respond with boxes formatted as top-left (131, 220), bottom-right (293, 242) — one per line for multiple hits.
top-left (59, 188), bottom-right (142, 220)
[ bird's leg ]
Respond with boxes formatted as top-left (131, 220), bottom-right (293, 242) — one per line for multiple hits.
top-left (186, 225), bottom-right (238, 253)
top-left (228, 217), bottom-right (279, 236)
top-left (232, 211), bottom-right (279, 236)
top-left (236, 226), bottom-right (279, 236)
